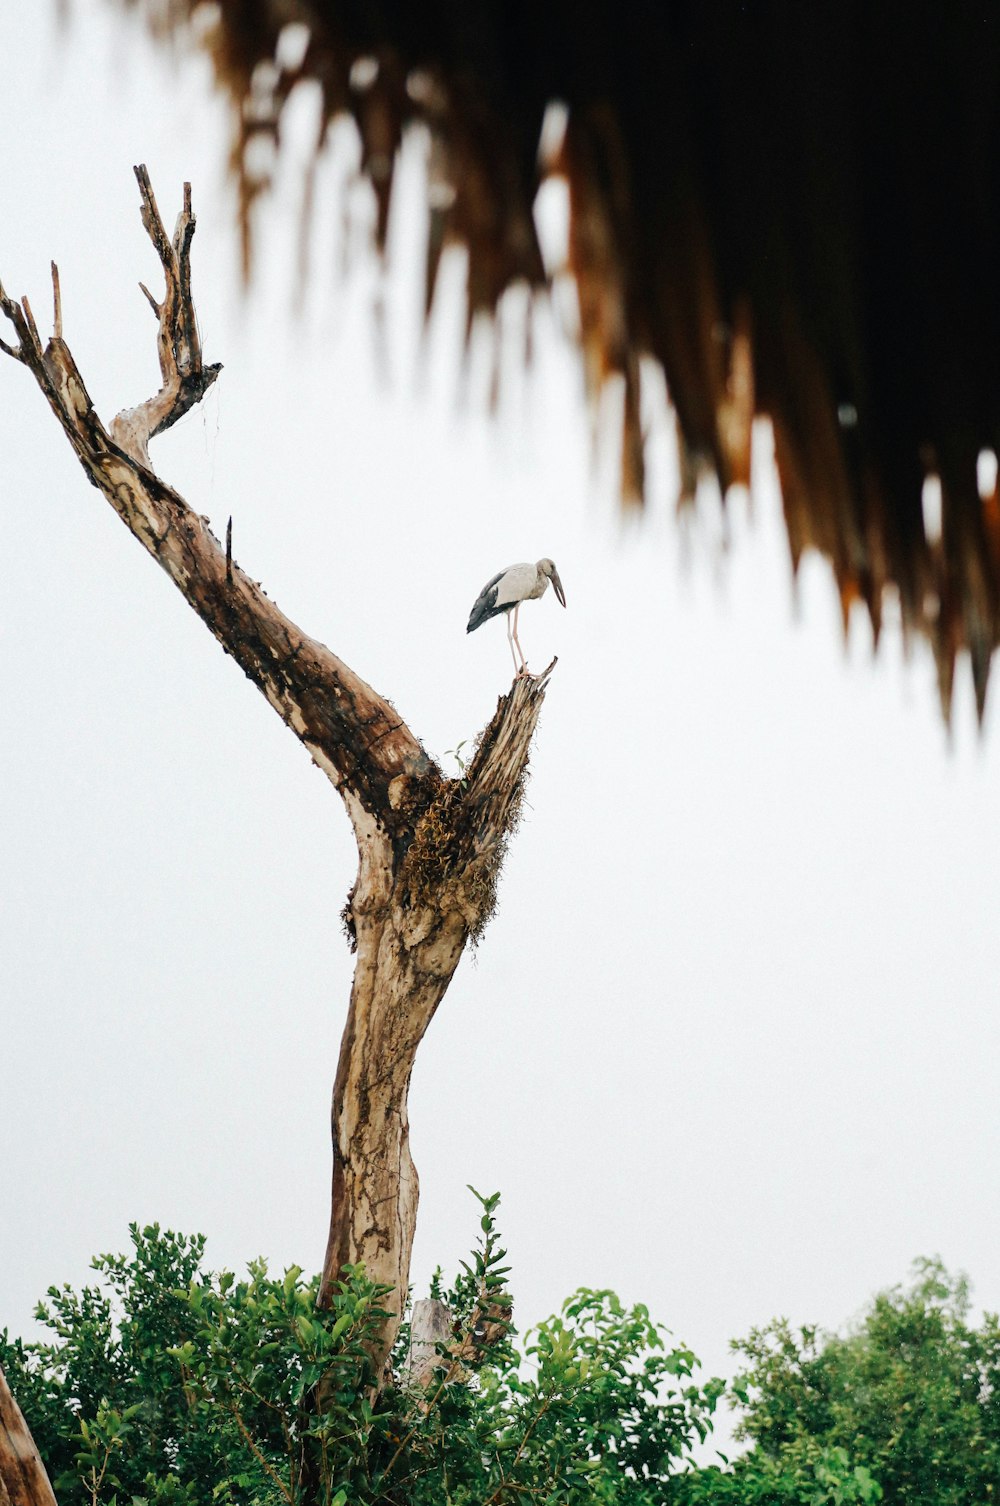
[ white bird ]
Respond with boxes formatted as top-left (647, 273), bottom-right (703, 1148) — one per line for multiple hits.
top-left (467, 558), bottom-right (567, 676)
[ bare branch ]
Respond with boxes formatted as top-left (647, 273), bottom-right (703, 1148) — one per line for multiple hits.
top-left (1, 168), bottom-right (435, 830)
top-left (0, 279), bottom-right (25, 360)
top-left (50, 262), bottom-right (62, 340)
top-left (138, 280), bottom-right (161, 318)
top-left (19, 297), bottom-right (42, 358)
top-left (109, 163), bottom-right (222, 466)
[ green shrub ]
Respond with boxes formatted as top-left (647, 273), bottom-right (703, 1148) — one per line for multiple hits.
top-left (678, 1258), bottom-right (1000, 1506)
top-left (1, 1193), bottom-right (722, 1505)
top-left (8, 1212), bottom-right (993, 1506)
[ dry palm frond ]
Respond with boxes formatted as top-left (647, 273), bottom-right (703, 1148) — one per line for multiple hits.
top-left (123, 0), bottom-right (1000, 720)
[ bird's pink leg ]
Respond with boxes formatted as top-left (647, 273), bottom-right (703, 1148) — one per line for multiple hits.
top-left (506, 611), bottom-right (520, 675)
top-left (512, 603), bottom-right (533, 677)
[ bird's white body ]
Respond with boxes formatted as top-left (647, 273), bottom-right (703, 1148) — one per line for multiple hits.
top-left (491, 560), bottom-right (552, 609)
top-left (467, 557), bottom-right (566, 675)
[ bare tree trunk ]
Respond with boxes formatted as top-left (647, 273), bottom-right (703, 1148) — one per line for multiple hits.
top-left (0, 1367), bottom-right (57, 1506)
top-left (1, 168), bottom-right (554, 1375)
top-left (320, 670), bottom-right (551, 1342)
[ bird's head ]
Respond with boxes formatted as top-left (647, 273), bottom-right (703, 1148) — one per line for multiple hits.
top-left (538, 558), bottom-right (567, 608)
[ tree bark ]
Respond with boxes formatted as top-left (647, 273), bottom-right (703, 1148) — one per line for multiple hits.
top-left (1, 168), bottom-right (554, 1374)
top-left (320, 666), bottom-right (552, 1346)
top-left (0, 1367), bottom-right (57, 1506)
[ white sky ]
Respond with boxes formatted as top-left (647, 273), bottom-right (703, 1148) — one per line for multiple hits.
top-left (3, 0), bottom-right (1000, 1456)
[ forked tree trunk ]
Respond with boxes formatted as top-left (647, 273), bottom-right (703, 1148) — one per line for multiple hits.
top-left (320, 674), bottom-right (549, 1328)
top-left (0, 1367), bottom-right (57, 1506)
top-left (0, 169), bottom-right (554, 1389)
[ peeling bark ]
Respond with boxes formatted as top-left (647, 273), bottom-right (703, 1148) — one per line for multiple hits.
top-left (1, 168), bottom-right (554, 1380)
top-left (0, 1367), bottom-right (57, 1506)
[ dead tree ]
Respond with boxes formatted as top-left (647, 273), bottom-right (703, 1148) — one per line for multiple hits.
top-left (0, 168), bottom-right (554, 1374)
top-left (0, 1366), bottom-right (57, 1506)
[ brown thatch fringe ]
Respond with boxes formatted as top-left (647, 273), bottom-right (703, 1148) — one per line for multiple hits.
top-left (122, 0), bottom-right (1000, 720)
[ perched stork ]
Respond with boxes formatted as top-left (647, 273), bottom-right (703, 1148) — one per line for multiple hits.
top-left (467, 558), bottom-right (567, 676)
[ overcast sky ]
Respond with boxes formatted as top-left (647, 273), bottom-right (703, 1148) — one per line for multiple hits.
top-left (3, 0), bottom-right (1000, 1457)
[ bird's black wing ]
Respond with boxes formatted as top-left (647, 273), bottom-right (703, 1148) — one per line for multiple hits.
top-left (466, 571), bottom-right (506, 633)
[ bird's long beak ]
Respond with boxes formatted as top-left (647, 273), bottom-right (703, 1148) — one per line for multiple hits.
top-left (552, 570), bottom-right (567, 608)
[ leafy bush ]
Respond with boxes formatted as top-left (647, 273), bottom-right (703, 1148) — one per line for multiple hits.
top-left (673, 1441), bottom-right (883, 1506)
top-left (1, 1193), bottom-right (722, 1505)
top-left (8, 1216), bottom-right (994, 1506)
top-left (676, 1258), bottom-right (1000, 1506)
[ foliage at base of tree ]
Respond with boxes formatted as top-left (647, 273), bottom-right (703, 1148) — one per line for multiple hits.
top-left (0, 1195), bottom-right (721, 1505)
top-left (4, 1220), bottom-right (999, 1506)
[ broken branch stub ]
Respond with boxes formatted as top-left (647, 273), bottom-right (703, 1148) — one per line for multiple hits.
top-left (1, 168), bottom-right (556, 1382)
top-left (402, 1299), bottom-right (455, 1390)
